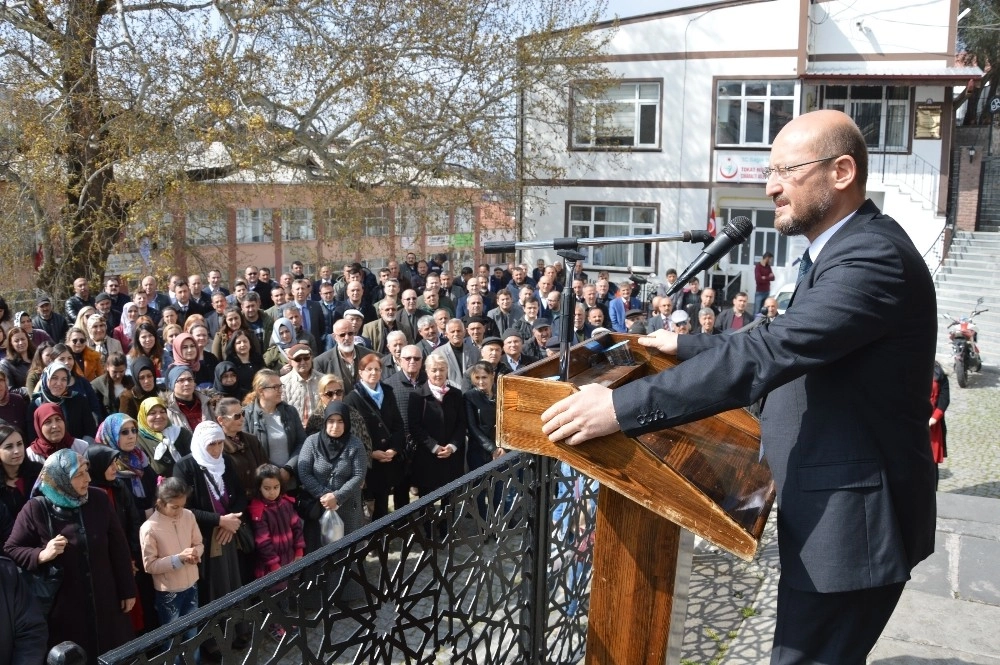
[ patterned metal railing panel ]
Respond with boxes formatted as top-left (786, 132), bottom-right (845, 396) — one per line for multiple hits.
top-left (98, 453), bottom-right (598, 665)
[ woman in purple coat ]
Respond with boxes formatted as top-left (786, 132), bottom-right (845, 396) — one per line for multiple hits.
top-left (3, 449), bottom-right (136, 663)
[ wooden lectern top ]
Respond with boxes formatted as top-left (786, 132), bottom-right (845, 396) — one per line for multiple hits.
top-left (497, 333), bottom-right (775, 561)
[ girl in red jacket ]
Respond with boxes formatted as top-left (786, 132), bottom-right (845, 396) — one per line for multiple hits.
top-left (249, 464), bottom-right (304, 641)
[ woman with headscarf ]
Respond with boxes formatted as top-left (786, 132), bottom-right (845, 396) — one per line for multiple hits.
top-left (98, 412), bottom-right (156, 514)
top-left (119, 356), bottom-right (160, 418)
top-left (26, 403), bottom-right (89, 463)
top-left (136, 396), bottom-right (193, 478)
top-left (169, 331), bottom-right (215, 388)
top-left (304, 374), bottom-right (373, 460)
top-left (4, 449), bottom-right (137, 660)
top-left (85, 444), bottom-right (150, 632)
top-left (86, 313), bottom-right (124, 364)
top-left (263, 317), bottom-right (296, 373)
top-left (113, 301), bottom-right (139, 353)
top-left (212, 360), bottom-right (247, 401)
top-left (173, 421), bottom-right (248, 652)
top-left (163, 365), bottom-right (212, 432)
top-left (187, 322), bottom-right (219, 388)
top-left (0, 421), bottom-right (41, 548)
top-left (224, 329), bottom-right (264, 392)
top-left (344, 354), bottom-right (405, 520)
top-left (0, 325), bottom-right (35, 391)
top-left (297, 402), bottom-right (367, 553)
top-left (27, 361), bottom-right (97, 441)
top-left (127, 322), bottom-right (164, 377)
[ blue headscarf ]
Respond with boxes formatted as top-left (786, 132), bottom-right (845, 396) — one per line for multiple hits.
top-left (35, 449), bottom-right (89, 509)
top-left (97, 413), bottom-right (148, 498)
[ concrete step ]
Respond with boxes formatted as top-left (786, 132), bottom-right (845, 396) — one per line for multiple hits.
top-left (935, 275), bottom-right (1000, 289)
top-left (941, 257), bottom-right (1000, 271)
top-left (946, 248), bottom-right (1000, 261)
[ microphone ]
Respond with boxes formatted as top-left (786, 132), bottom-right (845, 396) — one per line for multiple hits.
top-left (666, 216), bottom-right (754, 297)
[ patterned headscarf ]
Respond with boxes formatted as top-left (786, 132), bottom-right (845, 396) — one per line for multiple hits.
top-left (37, 361), bottom-right (75, 404)
top-left (98, 412), bottom-right (148, 498)
top-left (35, 449), bottom-right (89, 509)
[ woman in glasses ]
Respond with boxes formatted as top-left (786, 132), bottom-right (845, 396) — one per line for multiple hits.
top-left (65, 326), bottom-right (103, 381)
top-left (241, 369), bottom-right (306, 489)
top-left (305, 374), bottom-right (372, 461)
top-left (163, 366), bottom-right (212, 432)
top-left (213, 396), bottom-right (267, 504)
top-left (344, 354), bottom-right (406, 519)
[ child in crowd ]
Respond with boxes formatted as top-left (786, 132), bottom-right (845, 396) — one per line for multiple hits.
top-left (139, 478), bottom-right (203, 660)
top-left (248, 463), bottom-right (305, 640)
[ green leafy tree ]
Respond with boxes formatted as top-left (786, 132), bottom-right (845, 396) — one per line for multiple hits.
top-left (0, 0), bottom-right (613, 299)
top-left (958, 0), bottom-right (1000, 124)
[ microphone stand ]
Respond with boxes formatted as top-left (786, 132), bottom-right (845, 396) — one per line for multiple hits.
top-left (484, 233), bottom-right (711, 382)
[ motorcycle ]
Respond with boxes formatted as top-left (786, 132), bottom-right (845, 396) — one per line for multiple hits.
top-left (943, 297), bottom-right (988, 388)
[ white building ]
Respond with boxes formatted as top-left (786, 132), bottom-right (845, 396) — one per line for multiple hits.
top-left (521, 0), bottom-right (981, 300)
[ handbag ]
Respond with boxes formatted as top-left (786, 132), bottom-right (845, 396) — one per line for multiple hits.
top-left (295, 491), bottom-right (323, 521)
top-left (20, 498), bottom-right (64, 617)
top-left (234, 521), bottom-right (255, 553)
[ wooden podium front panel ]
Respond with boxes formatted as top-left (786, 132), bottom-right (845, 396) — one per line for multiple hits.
top-left (497, 333), bottom-right (775, 561)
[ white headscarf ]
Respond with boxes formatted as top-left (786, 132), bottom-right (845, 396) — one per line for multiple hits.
top-left (121, 302), bottom-right (139, 339)
top-left (191, 421), bottom-right (227, 499)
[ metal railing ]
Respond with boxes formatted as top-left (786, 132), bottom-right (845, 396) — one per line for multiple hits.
top-left (98, 453), bottom-right (598, 665)
top-left (873, 151), bottom-right (943, 214)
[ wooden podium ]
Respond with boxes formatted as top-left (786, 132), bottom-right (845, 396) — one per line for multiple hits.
top-left (497, 333), bottom-right (775, 664)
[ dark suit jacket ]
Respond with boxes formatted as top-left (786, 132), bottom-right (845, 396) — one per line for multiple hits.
top-left (714, 308), bottom-right (753, 332)
top-left (612, 200), bottom-right (937, 594)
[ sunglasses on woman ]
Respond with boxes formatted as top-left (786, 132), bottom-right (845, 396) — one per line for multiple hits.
top-left (323, 389), bottom-right (345, 398)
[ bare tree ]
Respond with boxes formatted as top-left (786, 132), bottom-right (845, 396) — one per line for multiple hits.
top-left (0, 0), bottom-right (613, 298)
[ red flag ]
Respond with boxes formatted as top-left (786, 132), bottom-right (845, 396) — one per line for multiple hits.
top-left (33, 244), bottom-right (44, 271)
top-left (707, 207), bottom-right (717, 238)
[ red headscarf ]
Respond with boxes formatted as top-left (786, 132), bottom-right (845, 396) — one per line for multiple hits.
top-left (30, 402), bottom-right (75, 460)
top-left (171, 332), bottom-right (201, 372)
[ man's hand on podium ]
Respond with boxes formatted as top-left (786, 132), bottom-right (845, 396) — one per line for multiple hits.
top-left (636, 329), bottom-right (679, 354)
top-left (541, 383), bottom-right (620, 446)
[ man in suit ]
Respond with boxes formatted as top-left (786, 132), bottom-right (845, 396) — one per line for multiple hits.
top-left (290, 278), bottom-right (326, 344)
top-left (647, 296), bottom-right (673, 333)
top-left (431, 318), bottom-right (481, 390)
top-left (539, 110), bottom-right (937, 665)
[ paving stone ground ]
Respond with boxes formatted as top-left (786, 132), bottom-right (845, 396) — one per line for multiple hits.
top-left (680, 359), bottom-right (1000, 665)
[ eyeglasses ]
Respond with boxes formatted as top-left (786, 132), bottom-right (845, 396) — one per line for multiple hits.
top-left (762, 156), bottom-right (838, 180)
top-left (69, 338), bottom-right (86, 344)
top-left (119, 427), bottom-right (138, 435)
top-left (263, 384), bottom-right (283, 391)
top-left (293, 355), bottom-right (312, 361)
top-left (224, 412), bottom-right (245, 420)
top-left (401, 356), bottom-right (421, 362)
top-left (323, 389), bottom-right (345, 398)
top-left (402, 297), bottom-right (417, 301)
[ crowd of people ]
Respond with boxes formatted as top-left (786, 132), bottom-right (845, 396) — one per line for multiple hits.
top-left (0, 253), bottom-right (776, 663)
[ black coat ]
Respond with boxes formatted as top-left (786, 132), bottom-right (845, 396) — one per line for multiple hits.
top-left (407, 384), bottom-right (466, 493)
top-left (344, 383), bottom-right (405, 494)
top-left (464, 388), bottom-right (497, 468)
top-left (0, 556), bottom-right (48, 665)
top-left (4, 491), bottom-right (136, 660)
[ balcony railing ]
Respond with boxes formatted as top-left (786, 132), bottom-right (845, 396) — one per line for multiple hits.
top-left (98, 453), bottom-right (597, 665)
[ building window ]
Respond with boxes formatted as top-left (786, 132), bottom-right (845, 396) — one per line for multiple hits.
top-left (185, 210), bottom-right (227, 246)
top-left (568, 204), bottom-right (656, 270)
top-left (454, 207), bottom-right (474, 233)
top-left (425, 207), bottom-right (450, 235)
top-left (716, 80), bottom-right (796, 146)
top-left (572, 81), bottom-right (661, 149)
top-left (236, 209), bottom-right (272, 243)
top-left (281, 208), bottom-right (315, 241)
top-left (821, 85), bottom-right (909, 152)
top-left (722, 207), bottom-right (790, 268)
top-left (395, 207), bottom-right (419, 236)
top-left (362, 206), bottom-right (389, 237)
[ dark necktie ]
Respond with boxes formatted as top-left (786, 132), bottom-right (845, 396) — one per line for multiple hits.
top-left (796, 250), bottom-right (813, 285)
